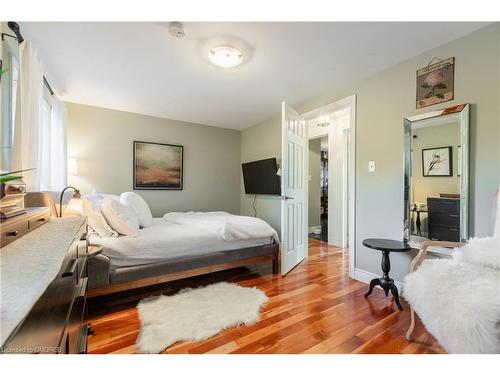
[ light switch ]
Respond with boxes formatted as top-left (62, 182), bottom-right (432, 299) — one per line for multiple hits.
top-left (368, 161), bottom-right (376, 173)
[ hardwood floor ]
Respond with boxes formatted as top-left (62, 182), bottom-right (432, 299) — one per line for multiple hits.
top-left (87, 239), bottom-right (444, 354)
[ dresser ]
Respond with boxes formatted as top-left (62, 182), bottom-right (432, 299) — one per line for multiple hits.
top-left (427, 197), bottom-right (460, 242)
top-left (0, 217), bottom-right (89, 354)
top-left (0, 207), bottom-right (51, 247)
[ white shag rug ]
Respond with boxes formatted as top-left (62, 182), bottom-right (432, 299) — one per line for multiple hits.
top-left (136, 282), bottom-right (268, 353)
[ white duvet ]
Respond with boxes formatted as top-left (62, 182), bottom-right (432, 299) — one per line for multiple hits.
top-left (90, 212), bottom-right (279, 267)
top-left (163, 211), bottom-right (279, 243)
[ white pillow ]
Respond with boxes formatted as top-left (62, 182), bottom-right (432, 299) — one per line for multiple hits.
top-left (101, 198), bottom-right (140, 236)
top-left (120, 192), bottom-right (153, 228)
top-left (82, 193), bottom-right (117, 238)
top-left (89, 189), bottom-right (120, 202)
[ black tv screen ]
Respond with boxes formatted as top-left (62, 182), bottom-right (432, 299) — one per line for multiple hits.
top-left (242, 158), bottom-right (281, 195)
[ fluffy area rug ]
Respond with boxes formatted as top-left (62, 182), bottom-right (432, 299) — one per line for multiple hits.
top-left (403, 237), bottom-right (500, 353)
top-left (135, 282), bottom-right (268, 353)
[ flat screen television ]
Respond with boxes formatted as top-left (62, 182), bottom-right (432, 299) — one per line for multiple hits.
top-left (242, 158), bottom-right (281, 195)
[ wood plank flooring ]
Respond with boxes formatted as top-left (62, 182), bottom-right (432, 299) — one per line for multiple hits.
top-left (87, 239), bottom-right (444, 354)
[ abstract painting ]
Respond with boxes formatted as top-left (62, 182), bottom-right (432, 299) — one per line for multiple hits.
top-left (134, 141), bottom-right (183, 189)
top-left (422, 146), bottom-right (452, 177)
top-left (416, 57), bottom-right (454, 109)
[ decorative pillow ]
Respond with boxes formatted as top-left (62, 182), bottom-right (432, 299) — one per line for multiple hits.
top-left (82, 192), bottom-right (117, 238)
top-left (120, 192), bottom-right (153, 228)
top-left (101, 198), bottom-right (140, 236)
top-left (88, 189), bottom-right (120, 201)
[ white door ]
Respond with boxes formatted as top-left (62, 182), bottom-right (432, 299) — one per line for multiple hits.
top-left (281, 102), bottom-right (307, 275)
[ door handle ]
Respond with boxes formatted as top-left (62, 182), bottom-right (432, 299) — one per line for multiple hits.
top-left (282, 196), bottom-right (294, 201)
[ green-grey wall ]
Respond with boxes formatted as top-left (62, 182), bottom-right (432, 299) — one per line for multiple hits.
top-left (240, 116), bottom-right (282, 233)
top-left (241, 23), bottom-right (500, 282)
top-left (67, 102), bottom-right (241, 217)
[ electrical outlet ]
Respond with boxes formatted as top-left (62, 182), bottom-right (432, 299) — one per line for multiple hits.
top-left (369, 161), bottom-right (376, 173)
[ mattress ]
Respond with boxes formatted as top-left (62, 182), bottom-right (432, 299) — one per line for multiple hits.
top-left (89, 218), bottom-right (275, 267)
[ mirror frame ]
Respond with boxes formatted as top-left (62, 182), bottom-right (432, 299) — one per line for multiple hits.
top-left (403, 103), bottom-right (470, 243)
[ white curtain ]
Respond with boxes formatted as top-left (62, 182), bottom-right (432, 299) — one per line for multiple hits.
top-left (40, 95), bottom-right (67, 191)
top-left (12, 41), bottom-right (43, 191)
top-left (12, 42), bottom-right (67, 192)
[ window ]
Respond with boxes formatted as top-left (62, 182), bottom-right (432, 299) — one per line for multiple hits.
top-left (0, 46), bottom-right (19, 172)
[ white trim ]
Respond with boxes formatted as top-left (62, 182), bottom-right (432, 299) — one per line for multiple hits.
top-left (353, 267), bottom-right (403, 289)
top-left (302, 94), bottom-right (356, 278)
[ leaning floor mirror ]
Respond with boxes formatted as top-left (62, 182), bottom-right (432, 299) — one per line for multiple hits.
top-left (404, 104), bottom-right (469, 247)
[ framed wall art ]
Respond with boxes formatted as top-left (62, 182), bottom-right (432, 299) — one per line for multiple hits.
top-left (416, 57), bottom-right (454, 109)
top-left (133, 141), bottom-right (183, 190)
top-left (422, 146), bottom-right (452, 177)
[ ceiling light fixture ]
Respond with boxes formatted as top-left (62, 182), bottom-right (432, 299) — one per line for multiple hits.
top-left (208, 46), bottom-right (243, 68)
top-left (317, 115), bottom-right (330, 127)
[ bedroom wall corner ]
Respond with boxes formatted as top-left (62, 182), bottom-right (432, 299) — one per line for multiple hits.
top-left (66, 102), bottom-right (242, 217)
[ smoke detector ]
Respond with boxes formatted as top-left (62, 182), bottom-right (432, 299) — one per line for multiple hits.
top-left (169, 22), bottom-right (185, 38)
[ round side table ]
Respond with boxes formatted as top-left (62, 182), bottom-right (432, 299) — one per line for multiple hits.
top-left (362, 238), bottom-right (411, 311)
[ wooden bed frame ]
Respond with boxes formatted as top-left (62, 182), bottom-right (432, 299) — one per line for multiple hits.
top-left (87, 250), bottom-right (279, 298)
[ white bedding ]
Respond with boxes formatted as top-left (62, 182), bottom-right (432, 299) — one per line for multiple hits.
top-left (89, 214), bottom-right (278, 267)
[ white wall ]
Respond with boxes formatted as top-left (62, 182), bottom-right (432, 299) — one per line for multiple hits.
top-left (67, 102), bottom-right (242, 217)
top-left (241, 23), bottom-right (500, 282)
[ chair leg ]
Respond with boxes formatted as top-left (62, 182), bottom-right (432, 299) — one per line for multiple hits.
top-left (406, 307), bottom-right (416, 341)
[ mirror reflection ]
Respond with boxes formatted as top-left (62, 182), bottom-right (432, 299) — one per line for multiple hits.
top-left (404, 104), bottom-right (469, 245)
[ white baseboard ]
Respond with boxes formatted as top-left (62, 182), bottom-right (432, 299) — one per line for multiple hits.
top-left (353, 267), bottom-right (403, 289)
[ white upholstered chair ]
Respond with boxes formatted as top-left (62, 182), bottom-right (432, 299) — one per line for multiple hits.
top-left (403, 190), bottom-right (500, 353)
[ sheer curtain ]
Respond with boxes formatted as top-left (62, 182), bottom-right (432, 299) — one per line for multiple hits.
top-left (11, 41), bottom-right (43, 191)
top-left (39, 95), bottom-right (67, 191)
top-left (11, 41), bottom-right (67, 192)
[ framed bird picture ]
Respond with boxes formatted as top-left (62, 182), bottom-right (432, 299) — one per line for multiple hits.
top-left (422, 146), bottom-right (452, 177)
top-left (416, 57), bottom-right (454, 109)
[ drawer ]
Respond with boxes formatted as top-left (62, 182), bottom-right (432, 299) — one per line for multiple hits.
top-left (28, 211), bottom-right (50, 230)
top-left (429, 224), bottom-right (460, 242)
top-left (428, 198), bottom-right (460, 214)
top-left (0, 220), bottom-right (29, 247)
top-left (68, 278), bottom-right (88, 353)
top-left (429, 212), bottom-right (460, 227)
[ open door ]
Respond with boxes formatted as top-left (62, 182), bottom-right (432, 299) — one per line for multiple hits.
top-left (281, 102), bottom-right (307, 275)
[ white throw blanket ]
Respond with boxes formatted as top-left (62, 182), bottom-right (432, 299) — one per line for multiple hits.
top-left (163, 211), bottom-right (279, 244)
top-left (403, 237), bottom-right (500, 353)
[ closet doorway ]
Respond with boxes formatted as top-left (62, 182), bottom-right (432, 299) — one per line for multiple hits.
top-left (308, 136), bottom-right (329, 242)
top-left (303, 99), bottom-right (353, 253)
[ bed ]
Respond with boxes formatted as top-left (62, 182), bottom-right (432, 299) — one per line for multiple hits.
top-left (86, 213), bottom-right (280, 297)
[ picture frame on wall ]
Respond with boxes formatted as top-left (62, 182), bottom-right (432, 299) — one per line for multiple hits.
top-left (422, 146), bottom-right (452, 177)
top-left (416, 57), bottom-right (454, 109)
top-left (133, 141), bottom-right (183, 190)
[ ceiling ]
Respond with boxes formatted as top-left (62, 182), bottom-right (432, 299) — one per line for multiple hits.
top-left (19, 22), bottom-right (487, 130)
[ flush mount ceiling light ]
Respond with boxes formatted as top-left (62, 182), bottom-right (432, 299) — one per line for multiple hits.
top-left (208, 46), bottom-right (243, 68)
top-left (317, 115), bottom-right (331, 127)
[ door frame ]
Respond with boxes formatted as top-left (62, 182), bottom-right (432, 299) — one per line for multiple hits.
top-left (301, 95), bottom-right (356, 278)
